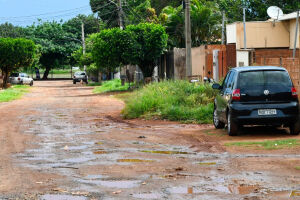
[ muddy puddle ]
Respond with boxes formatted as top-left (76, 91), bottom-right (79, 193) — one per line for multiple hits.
top-left (40, 194), bottom-right (87, 200)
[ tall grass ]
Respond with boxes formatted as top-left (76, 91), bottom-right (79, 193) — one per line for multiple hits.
top-left (0, 85), bottom-right (30, 102)
top-left (121, 80), bottom-right (218, 124)
top-left (93, 79), bottom-right (130, 93)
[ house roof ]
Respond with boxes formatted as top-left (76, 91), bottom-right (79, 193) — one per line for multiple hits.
top-left (278, 11), bottom-right (299, 21)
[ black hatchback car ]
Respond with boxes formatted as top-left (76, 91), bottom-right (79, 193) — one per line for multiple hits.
top-left (212, 66), bottom-right (299, 136)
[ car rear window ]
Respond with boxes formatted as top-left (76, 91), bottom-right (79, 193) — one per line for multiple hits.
top-left (11, 73), bottom-right (19, 77)
top-left (238, 70), bottom-right (292, 89)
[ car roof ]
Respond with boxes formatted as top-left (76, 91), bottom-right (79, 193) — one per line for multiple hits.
top-left (231, 66), bottom-right (287, 72)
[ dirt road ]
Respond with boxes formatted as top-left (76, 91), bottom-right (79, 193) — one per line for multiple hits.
top-left (0, 81), bottom-right (300, 200)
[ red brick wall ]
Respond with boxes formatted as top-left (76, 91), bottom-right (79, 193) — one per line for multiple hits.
top-left (254, 49), bottom-right (299, 60)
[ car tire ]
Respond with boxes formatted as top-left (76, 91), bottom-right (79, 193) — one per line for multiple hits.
top-left (213, 106), bottom-right (225, 129)
top-left (30, 81), bottom-right (33, 86)
top-left (290, 124), bottom-right (300, 135)
top-left (227, 111), bottom-right (238, 136)
top-left (73, 80), bottom-right (76, 84)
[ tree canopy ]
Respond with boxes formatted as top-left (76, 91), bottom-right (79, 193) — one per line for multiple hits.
top-left (0, 38), bottom-right (36, 87)
top-left (25, 21), bottom-right (81, 79)
top-left (90, 23), bottom-right (167, 77)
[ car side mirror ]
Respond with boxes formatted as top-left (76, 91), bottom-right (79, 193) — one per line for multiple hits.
top-left (212, 83), bottom-right (222, 90)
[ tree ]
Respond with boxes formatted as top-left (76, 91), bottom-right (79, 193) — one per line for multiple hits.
top-left (0, 23), bottom-right (25, 38)
top-left (25, 21), bottom-right (81, 79)
top-left (90, 23), bottom-right (167, 78)
top-left (91, 28), bottom-right (141, 73)
top-left (63, 14), bottom-right (100, 40)
top-left (0, 38), bottom-right (36, 88)
top-left (90, 0), bottom-right (159, 27)
top-left (217, 0), bottom-right (300, 23)
top-left (151, 0), bottom-right (182, 15)
top-left (90, 0), bottom-right (120, 28)
top-left (126, 23), bottom-right (168, 77)
top-left (160, 0), bottom-right (221, 48)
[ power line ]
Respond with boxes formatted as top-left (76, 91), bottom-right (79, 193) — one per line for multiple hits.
top-left (0, 5), bottom-right (90, 20)
top-left (0, 2), bottom-right (114, 25)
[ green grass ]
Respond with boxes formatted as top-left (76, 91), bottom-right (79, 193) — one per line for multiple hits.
top-left (0, 85), bottom-right (30, 102)
top-left (295, 166), bottom-right (300, 170)
top-left (87, 82), bottom-right (102, 87)
top-left (225, 139), bottom-right (300, 150)
top-left (121, 80), bottom-right (218, 124)
top-left (93, 79), bottom-right (130, 93)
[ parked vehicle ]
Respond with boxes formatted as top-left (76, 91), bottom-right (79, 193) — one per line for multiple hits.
top-left (73, 71), bottom-right (88, 84)
top-left (9, 73), bottom-right (34, 86)
top-left (212, 66), bottom-right (299, 136)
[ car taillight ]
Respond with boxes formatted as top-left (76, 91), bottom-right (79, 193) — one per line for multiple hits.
top-left (18, 77), bottom-right (20, 80)
top-left (232, 89), bottom-right (241, 101)
top-left (292, 87), bottom-right (298, 98)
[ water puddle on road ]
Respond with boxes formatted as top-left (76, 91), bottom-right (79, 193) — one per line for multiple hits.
top-left (166, 186), bottom-right (204, 194)
top-left (140, 150), bottom-right (189, 155)
top-left (78, 179), bottom-right (141, 189)
top-left (132, 193), bottom-right (163, 199)
top-left (198, 162), bottom-right (217, 166)
top-left (117, 159), bottom-right (155, 163)
top-left (40, 194), bottom-right (87, 200)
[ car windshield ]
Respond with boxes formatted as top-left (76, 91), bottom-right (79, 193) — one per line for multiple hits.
top-left (75, 72), bottom-right (85, 75)
top-left (20, 73), bottom-right (27, 77)
top-left (238, 70), bottom-right (292, 89)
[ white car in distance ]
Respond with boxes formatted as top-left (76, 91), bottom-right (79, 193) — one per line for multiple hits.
top-left (9, 73), bottom-right (34, 86)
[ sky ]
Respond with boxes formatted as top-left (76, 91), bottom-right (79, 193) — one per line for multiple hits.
top-left (0, 0), bottom-right (93, 26)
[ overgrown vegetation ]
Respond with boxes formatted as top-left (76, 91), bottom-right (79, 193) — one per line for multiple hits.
top-left (93, 79), bottom-right (130, 94)
top-left (121, 80), bottom-right (218, 124)
top-left (0, 85), bottom-right (30, 102)
top-left (225, 139), bottom-right (300, 150)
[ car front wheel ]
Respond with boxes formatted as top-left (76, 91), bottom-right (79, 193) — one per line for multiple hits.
top-left (213, 106), bottom-right (225, 129)
top-left (227, 111), bottom-right (238, 136)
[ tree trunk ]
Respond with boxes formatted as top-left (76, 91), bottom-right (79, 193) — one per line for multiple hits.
top-left (42, 66), bottom-right (51, 80)
top-left (2, 68), bottom-right (9, 89)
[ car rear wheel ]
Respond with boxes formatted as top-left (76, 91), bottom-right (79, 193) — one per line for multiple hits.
top-left (30, 81), bottom-right (33, 86)
top-left (213, 106), bottom-right (225, 129)
top-left (73, 80), bottom-right (76, 84)
top-left (227, 111), bottom-right (238, 136)
top-left (290, 124), bottom-right (300, 135)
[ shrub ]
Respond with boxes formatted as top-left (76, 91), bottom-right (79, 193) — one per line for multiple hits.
top-left (93, 79), bottom-right (130, 93)
top-left (121, 80), bottom-right (218, 124)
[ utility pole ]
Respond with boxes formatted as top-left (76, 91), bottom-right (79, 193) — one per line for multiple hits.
top-left (81, 22), bottom-right (86, 72)
top-left (118, 0), bottom-right (124, 30)
top-left (185, 0), bottom-right (192, 77)
top-left (293, 10), bottom-right (299, 60)
top-left (243, 7), bottom-right (247, 49)
top-left (221, 11), bottom-right (225, 45)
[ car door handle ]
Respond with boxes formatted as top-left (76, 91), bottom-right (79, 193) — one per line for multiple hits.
top-left (241, 93), bottom-right (246, 96)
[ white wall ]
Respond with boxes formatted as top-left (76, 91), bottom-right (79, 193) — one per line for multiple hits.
top-left (226, 23), bottom-right (237, 44)
top-left (236, 50), bottom-right (249, 67)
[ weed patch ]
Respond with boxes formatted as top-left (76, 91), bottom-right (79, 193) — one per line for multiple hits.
top-left (225, 139), bottom-right (300, 150)
top-left (0, 85), bottom-right (30, 102)
top-left (93, 79), bottom-right (130, 93)
top-left (121, 80), bottom-right (218, 124)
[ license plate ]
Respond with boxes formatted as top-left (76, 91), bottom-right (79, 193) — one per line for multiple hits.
top-left (258, 109), bottom-right (277, 116)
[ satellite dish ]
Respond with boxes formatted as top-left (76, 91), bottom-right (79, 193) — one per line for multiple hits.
top-left (267, 6), bottom-right (284, 19)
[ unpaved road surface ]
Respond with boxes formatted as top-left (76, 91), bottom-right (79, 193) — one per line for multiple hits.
top-left (1, 81), bottom-right (300, 200)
